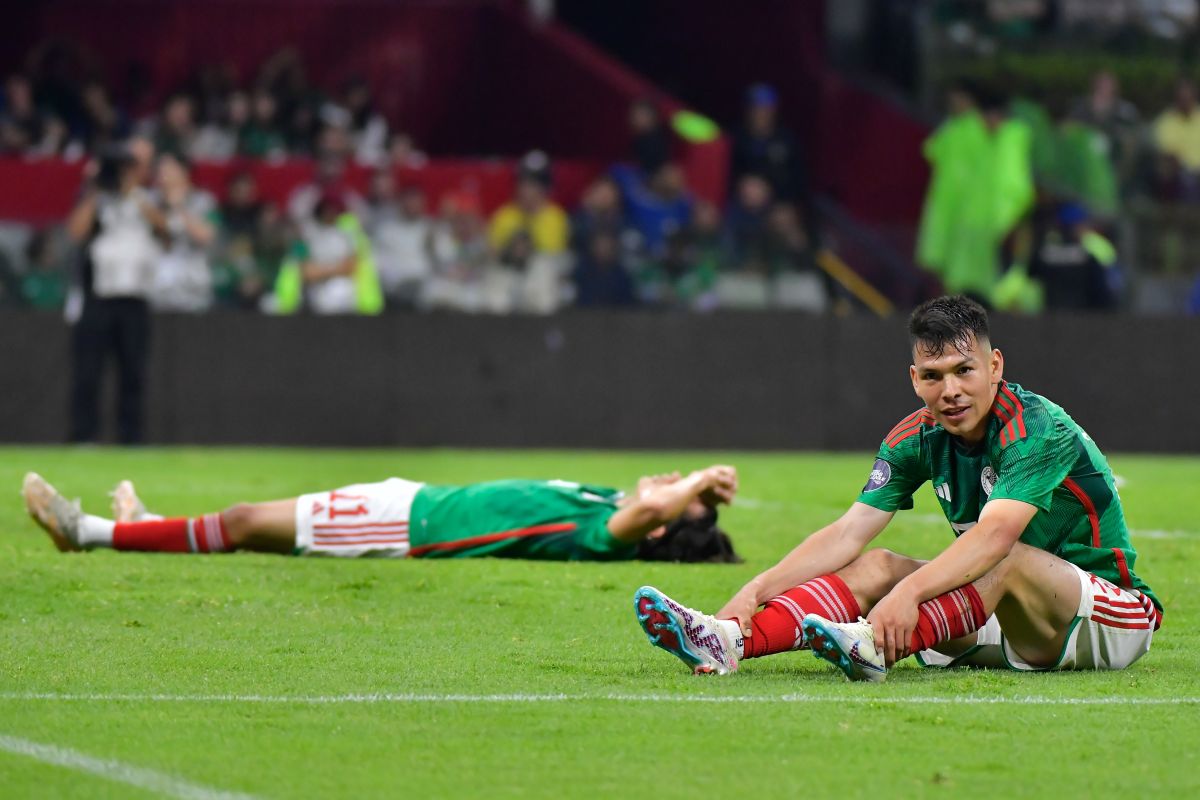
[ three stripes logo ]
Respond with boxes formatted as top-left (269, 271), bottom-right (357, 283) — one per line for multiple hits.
top-left (934, 483), bottom-right (952, 502)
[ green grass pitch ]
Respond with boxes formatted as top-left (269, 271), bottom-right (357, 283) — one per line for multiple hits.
top-left (1, 446), bottom-right (1197, 798)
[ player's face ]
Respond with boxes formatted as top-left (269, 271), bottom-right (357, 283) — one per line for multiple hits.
top-left (909, 334), bottom-right (1003, 444)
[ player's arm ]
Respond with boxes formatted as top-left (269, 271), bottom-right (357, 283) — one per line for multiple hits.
top-left (607, 465), bottom-right (737, 543)
top-left (717, 502), bottom-right (894, 635)
top-left (867, 498), bottom-right (1035, 665)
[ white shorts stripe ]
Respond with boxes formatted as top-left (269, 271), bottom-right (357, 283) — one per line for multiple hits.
top-left (295, 478), bottom-right (423, 559)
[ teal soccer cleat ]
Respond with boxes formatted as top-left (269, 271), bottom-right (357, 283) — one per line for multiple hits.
top-left (634, 586), bottom-right (741, 675)
top-left (802, 614), bottom-right (888, 682)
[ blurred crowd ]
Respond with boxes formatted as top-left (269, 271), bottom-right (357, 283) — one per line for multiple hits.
top-left (0, 47), bottom-right (834, 316)
top-left (918, 69), bottom-right (1200, 314)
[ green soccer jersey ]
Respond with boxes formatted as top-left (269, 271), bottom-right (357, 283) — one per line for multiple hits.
top-left (407, 479), bottom-right (636, 561)
top-left (857, 381), bottom-right (1160, 611)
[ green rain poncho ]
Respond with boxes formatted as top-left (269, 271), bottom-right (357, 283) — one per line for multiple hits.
top-left (917, 110), bottom-right (1034, 298)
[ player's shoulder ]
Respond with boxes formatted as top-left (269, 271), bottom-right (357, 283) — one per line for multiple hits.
top-left (881, 407), bottom-right (936, 452)
top-left (991, 381), bottom-right (1061, 449)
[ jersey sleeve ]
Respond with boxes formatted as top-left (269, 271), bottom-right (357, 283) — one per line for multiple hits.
top-left (571, 516), bottom-right (637, 561)
top-left (988, 410), bottom-right (1077, 512)
top-left (855, 438), bottom-right (929, 512)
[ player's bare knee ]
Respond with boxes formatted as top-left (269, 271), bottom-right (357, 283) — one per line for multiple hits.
top-left (838, 548), bottom-right (923, 607)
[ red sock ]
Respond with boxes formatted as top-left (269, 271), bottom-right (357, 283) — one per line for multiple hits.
top-left (741, 574), bottom-right (862, 659)
top-left (113, 514), bottom-right (231, 553)
top-left (908, 584), bottom-right (988, 653)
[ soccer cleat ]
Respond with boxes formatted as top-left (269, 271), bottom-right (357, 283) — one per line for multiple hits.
top-left (802, 614), bottom-right (887, 683)
top-left (110, 479), bottom-right (147, 523)
top-left (22, 472), bottom-right (85, 552)
top-left (634, 586), bottom-right (741, 675)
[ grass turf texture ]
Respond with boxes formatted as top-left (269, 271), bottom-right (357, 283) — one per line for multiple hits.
top-left (1, 447), bottom-right (1197, 798)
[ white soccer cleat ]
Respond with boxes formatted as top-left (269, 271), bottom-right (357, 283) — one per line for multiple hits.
top-left (22, 472), bottom-right (85, 552)
top-left (802, 614), bottom-right (887, 683)
top-left (110, 479), bottom-right (147, 523)
top-left (634, 586), bottom-right (742, 675)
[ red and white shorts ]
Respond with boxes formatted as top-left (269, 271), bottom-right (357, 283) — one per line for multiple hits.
top-left (294, 478), bottom-right (424, 558)
top-left (918, 564), bottom-right (1161, 671)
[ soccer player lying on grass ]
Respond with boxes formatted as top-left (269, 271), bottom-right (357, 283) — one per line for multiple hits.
top-left (636, 295), bottom-right (1162, 680)
top-left (22, 465), bottom-right (741, 563)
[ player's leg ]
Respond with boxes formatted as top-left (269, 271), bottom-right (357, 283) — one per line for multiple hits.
top-left (963, 542), bottom-right (1082, 666)
top-left (635, 548), bottom-right (921, 673)
top-left (806, 543), bottom-right (1090, 680)
top-left (739, 548), bottom-right (921, 659)
top-left (23, 472), bottom-right (296, 555)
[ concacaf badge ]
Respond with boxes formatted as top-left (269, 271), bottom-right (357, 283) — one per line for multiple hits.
top-left (863, 459), bottom-right (891, 492)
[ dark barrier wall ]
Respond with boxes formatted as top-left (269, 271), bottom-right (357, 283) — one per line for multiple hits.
top-left (2, 312), bottom-right (1197, 452)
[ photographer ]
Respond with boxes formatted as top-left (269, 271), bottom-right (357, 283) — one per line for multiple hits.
top-left (66, 142), bottom-right (167, 444)
top-left (149, 153), bottom-right (217, 312)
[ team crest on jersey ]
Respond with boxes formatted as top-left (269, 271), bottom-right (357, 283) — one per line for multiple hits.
top-left (863, 459), bottom-right (891, 492)
top-left (981, 465), bottom-right (997, 497)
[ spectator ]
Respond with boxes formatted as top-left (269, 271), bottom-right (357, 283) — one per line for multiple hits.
top-left (488, 151), bottom-right (569, 256)
top-left (573, 230), bottom-right (636, 308)
top-left (341, 76), bottom-right (389, 166)
top-left (763, 202), bottom-right (818, 276)
top-left (422, 191), bottom-right (498, 313)
top-left (629, 97), bottom-right (671, 176)
top-left (571, 176), bottom-right (629, 257)
top-left (500, 229), bottom-right (569, 315)
top-left (1153, 78), bottom-right (1200, 201)
top-left (77, 80), bottom-right (129, 155)
top-left (287, 96), bottom-right (323, 157)
top-left (388, 132), bottom-right (428, 170)
top-left (723, 173), bottom-right (775, 272)
top-left (636, 227), bottom-right (716, 310)
top-left (149, 154), bottom-right (218, 312)
top-left (0, 73), bottom-right (65, 156)
top-left (152, 94), bottom-right (198, 161)
top-left (66, 141), bottom-right (169, 444)
top-left (1027, 202), bottom-right (1120, 311)
top-left (274, 192), bottom-right (382, 315)
top-left (610, 162), bottom-right (693, 257)
top-left (192, 89), bottom-right (249, 161)
top-left (1068, 70), bottom-right (1142, 194)
top-left (364, 170), bottom-right (433, 308)
top-left (239, 89), bottom-right (286, 158)
top-left (287, 153), bottom-right (364, 225)
top-left (20, 229), bottom-right (68, 310)
top-left (917, 82), bottom-right (1034, 303)
top-left (730, 83), bottom-right (809, 206)
top-left (214, 171), bottom-right (286, 309)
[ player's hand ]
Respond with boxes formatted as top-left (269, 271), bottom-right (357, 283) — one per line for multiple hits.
top-left (866, 587), bottom-right (919, 667)
top-left (636, 471), bottom-right (681, 499)
top-left (716, 588), bottom-right (759, 638)
top-left (696, 465), bottom-right (738, 507)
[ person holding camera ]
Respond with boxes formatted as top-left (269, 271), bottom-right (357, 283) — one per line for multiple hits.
top-left (65, 142), bottom-right (168, 444)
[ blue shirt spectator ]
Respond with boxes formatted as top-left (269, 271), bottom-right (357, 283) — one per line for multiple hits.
top-left (610, 163), bottom-right (692, 257)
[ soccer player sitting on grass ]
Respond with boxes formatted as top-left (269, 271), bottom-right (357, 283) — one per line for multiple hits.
top-left (635, 295), bottom-right (1162, 680)
top-left (22, 465), bottom-right (740, 563)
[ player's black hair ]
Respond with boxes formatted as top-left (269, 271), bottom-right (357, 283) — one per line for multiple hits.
top-left (908, 295), bottom-right (990, 358)
top-left (636, 508), bottom-right (741, 564)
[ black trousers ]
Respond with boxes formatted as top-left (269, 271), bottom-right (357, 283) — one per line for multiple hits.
top-left (69, 297), bottom-right (150, 444)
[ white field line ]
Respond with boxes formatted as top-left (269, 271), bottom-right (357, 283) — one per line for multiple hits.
top-left (0, 734), bottom-right (260, 800)
top-left (0, 691), bottom-right (1196, 706)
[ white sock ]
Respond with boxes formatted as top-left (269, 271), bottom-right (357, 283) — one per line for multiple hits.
top-left (717, 618), bottom-right (745, 659)
top-left (76, 514), bottom-right (115, 548)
